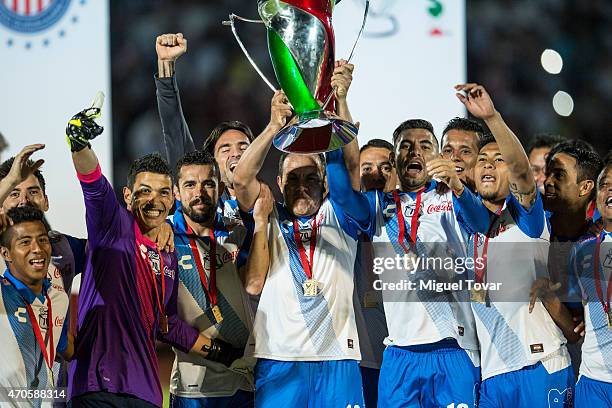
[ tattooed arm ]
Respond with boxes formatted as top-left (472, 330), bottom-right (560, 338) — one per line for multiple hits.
top-left (455, 83), bottom-right (537, 209)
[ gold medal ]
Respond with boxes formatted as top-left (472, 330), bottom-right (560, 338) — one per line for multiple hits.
top-left (160, 314), bottom-right (169, 334)
top-left (303, 279), bottom-right (319, 297)
top-left (607, 311), bottom-right (612, 329)
top-left (212, 304), bottom-right (224, 324)
top-left (470, 288), bottom-right (486, 304)
top-left (363, 291), bottom-right (378, 308)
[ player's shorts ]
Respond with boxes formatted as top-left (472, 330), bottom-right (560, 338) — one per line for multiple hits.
top-left (479, 361), bottom-right (574, 408)
top-left (378, 339), bottom-right (480, 408)
top-left (361, 366), bottom-right (380, 408)
top-left (254, 359), bottom-right (364, 408)
top-left (574, 375), bottom-right (612, 408)
top-left (169, 390), bottom-right (254, 408)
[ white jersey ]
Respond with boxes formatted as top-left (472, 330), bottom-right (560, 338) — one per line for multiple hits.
top-left (168, 210), bottom-right (255, 398)
top-left (569, 230), bottom-right (612, 383)
top-left (469, 193), bottom-right (569, 380)
top-left (252, 199), bottom-right (361, 361)
top-left (0, 266), bottom-right (69, 408)
top-left (370, 182), bottom-right (480, 361)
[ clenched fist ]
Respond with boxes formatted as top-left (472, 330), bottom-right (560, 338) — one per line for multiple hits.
top-left (156, 33), bottom-right (187, 62)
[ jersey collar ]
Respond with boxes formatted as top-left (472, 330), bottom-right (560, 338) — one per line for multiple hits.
top-left (3, 268), bottom-right (50, 304)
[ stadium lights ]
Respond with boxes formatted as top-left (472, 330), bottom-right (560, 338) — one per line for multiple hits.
top-left (552, 91), bottom-right (574, 117)
top-left (541, 49), bottom-right (563, 74)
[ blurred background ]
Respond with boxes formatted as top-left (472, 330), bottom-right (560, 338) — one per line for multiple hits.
top-left (110, 0), bottom-right (611, 193)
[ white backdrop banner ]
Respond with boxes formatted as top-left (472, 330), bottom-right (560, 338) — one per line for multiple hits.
top-left (334, 0), bottom-right (466, 146)
top-left (0, 0), bottom-right (111, 237)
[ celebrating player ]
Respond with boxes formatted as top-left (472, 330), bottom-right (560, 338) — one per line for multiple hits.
top-left (568, 161), bottom-right (612, 407)
top-left (0, 206), bottom-right (73, 406)
top-left (441, 117), bottom-right (484, 191)
top-left (64, 96), bottom-right (239, 408)
top-left (453, 83), bottom-right (576, 407)
top-left (155, 33), bottom-right (253, 234)
top-left (359, 139), bottom-right (397, 193)
top-left (526, 133), bottom-right (567, 195)
top-left (233, 81), bottom-right (370, 406)
top-left (166, 148), bottom-right (255, 407)
top-left (359, 117), bottom-right (489, 408)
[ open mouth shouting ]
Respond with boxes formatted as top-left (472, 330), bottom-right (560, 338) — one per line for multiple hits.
top-left (406, 160), bottom-right (424, 178)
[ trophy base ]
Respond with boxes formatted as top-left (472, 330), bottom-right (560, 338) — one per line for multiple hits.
top-left (272, 112), bottom-right (358, 154)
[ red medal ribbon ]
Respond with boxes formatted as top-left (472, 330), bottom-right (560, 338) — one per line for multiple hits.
top-left (148, 248), bottom-right (166, 324)
top-left (25, 294), bottom-right (54, 374)
top-left (474, 206), bottom-right (503, 284)
top-left (293, 216), bottom-right (318, 280)
top-left (593, 233), bottom-right (612, 314)
top-left (187, 225), bottom-right (218, 306)
top-left (393, 188), bottom-right (424, 253)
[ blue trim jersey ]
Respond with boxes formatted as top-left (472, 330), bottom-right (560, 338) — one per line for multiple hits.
top-left (466, 192), bottom-right (570, 380)
top-left (0, 267), bottom-right (69, 407)
top-left (251, 149), bottom-right (370, 362)
top-left (167, 207), bottom-right (255, 398)
top-left (252, 199), bottom-right (363, 361)
top-left (367, 183), bottom-right (485, 362)
top-left (568, 230), bottom-right (612, 383)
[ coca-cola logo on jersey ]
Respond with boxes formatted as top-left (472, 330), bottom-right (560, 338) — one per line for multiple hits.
top-left (426, 201), bottom-right (453, 214)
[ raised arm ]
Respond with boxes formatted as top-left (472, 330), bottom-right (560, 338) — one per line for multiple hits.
top-left (155, 33), bottom-right (196, 171)
top-left (66, 93), bottom-right (127, 245)
top-left (0, 143), bottom-right (45, 204)
top-left (233, 90), bottom-right (292, 210)
top-left (331, 59), bottom-right (360, 191)
top-left (326, 148), bottom-right (372, 231)
top-left (242, 183), bottom-right (273, 296)
top-left (456, 83), bottom-right (537, 209)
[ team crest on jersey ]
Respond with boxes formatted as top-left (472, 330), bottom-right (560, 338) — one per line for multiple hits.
top-left (604, 249), bottom-right (612, 270)
top-left (147, 250), bottom-right (175, 279)
top-left (38, 305), bottom-right (49, 330)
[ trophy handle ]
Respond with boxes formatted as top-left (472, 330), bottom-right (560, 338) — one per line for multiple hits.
top-left (223, 14), bottom-right (278, 93)
top-left (321, 0), bottom-right (370, 110)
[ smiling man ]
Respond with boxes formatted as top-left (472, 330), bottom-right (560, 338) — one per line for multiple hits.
top-left (166, 149), bottom-right (255, 407)
top-left (64, 101), bottom-right (238, 408)
top-left (441, 117), bottom-right (484, 191)
top-left (452, 83), bottom-right (576, 408)
top-left (0, 206), bottom-right (73, 407)
top-left (568, 162), bottom-right (612, 407)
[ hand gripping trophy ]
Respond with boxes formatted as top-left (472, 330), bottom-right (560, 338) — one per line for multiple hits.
top-left (224, 0), bottom-right (369, 153)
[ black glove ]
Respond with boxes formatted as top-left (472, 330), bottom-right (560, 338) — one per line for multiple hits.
top-left (203, 338), bottom-right (244, 367)
top-left (66, 92), bottom-right (104, 152)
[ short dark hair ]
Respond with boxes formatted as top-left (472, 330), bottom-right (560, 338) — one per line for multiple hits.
top-left (127, 153), bottom-right (172, 189)
top-left (202, 121), bottom-right (254, 155)
top-left (442, 117), bottom-right (485, 139)
top-left (546, 140), bottom-right (603, 186)
top-left (0, 157), bottom-right (46, 194)
top-left (478, 133), bottom-right (497, 150)
top-left (603, 150), bottom-right (612, 166)
top-left (392, 119), bottom-right (437, 147)
top-left (360, 138), bottom-right (394, 154)
top-left (278, 152), bottom-right (326, 179)
top-left (175, 150), bottom-right (220, 183)
top-left (1, 206), bottom-right (47, 247)
top-left (526, 133), bottom-right (567, 156)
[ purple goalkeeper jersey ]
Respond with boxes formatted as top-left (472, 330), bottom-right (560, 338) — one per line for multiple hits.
top-left (68, 165), bottom-right (200, 407)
